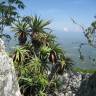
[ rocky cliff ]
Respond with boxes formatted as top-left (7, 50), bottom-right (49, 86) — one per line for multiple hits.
top-left (55, 71), bottom-right (96, 96)
top-left (0, 38), bottom-right (21, 96)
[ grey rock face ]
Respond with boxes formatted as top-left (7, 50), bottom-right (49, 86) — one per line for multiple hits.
top-left (57, 71), bottom-right (96, 96)
top-left (0, 38), bottom-right (21, 96)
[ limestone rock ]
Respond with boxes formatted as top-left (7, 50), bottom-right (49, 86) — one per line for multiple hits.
top-left (56, 71), bottom-right (96, 96)
top-left (0, 38), bottom-right (22, 96)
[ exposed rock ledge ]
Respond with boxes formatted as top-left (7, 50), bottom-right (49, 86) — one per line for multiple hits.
top-left (0, 38), bottom-right (21, 96)
top-left (54, 71), bottom-right (96, 96)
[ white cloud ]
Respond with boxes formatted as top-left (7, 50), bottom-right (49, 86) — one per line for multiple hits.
top-left (63, 27), bottom-right (69, 32)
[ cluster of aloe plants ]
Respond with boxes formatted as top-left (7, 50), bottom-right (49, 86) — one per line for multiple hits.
top-left (11, 16), bottom-right (73, 96)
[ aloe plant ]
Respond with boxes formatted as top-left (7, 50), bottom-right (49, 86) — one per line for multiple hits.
top-left (18, 56), bottom-right (48, 96)
top-left (24, 16), bottom-right (51, 48)
top-left (13, 46), bottom-right (29, 64)
top-left (12, 19), bottom-right (30, 45)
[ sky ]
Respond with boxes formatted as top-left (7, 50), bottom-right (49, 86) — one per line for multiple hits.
top-left (16, 0), bottom-right (96, 32)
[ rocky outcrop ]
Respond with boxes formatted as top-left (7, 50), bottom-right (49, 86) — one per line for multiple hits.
top-left (56, 71), bottom-right (96, 96)
top-left (0, 38), bottom-right (21, 96)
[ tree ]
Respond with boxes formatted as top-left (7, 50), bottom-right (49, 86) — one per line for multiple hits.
top-left (0, 0), bottom-right (25, 37)
top-left (72, 17), bottom-right (96, 68)
top-left (71, 17), bottom-right (96, 47)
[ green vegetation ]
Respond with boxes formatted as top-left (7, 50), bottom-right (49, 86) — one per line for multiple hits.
top-left (1, 0), bottom-right (96, 96)
top-left (10, 16), bottom-right (73, 96)
top-left (0, 0), bottom-right (25, 38)
top-left (73, 67), bottom-right (96, 74)
top-left (12, 18), bottom-right (30, 45)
